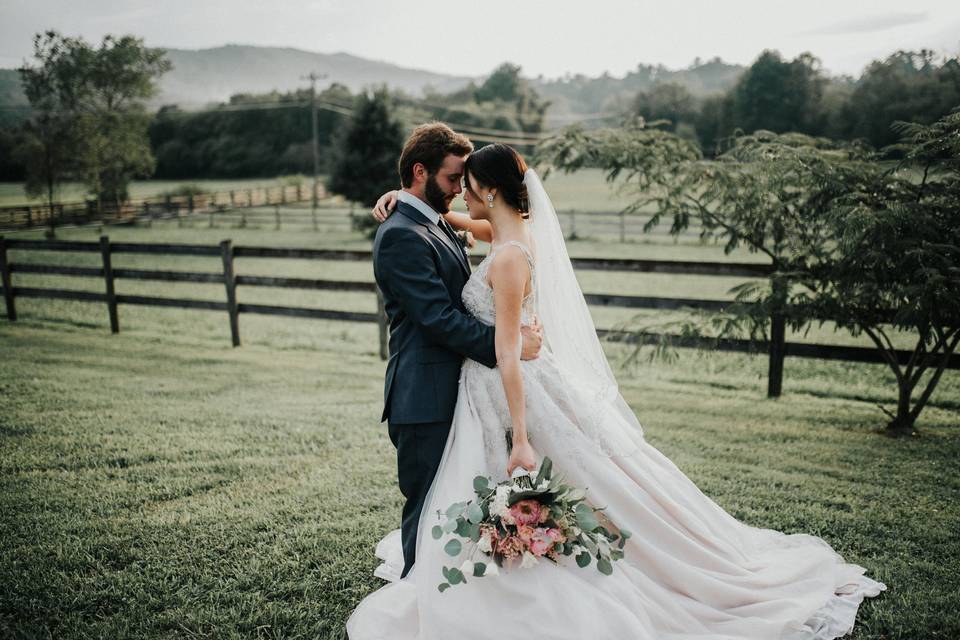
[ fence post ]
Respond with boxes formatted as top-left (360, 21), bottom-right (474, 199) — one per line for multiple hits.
top-left (280, 186), bottom-right (287, 205)
top-left (0, 236), bottom-right (16, 321)
top-left (230, 190), bottom-right (236, 208)
top-left (767, 272), bottom-right (786, 398)
top-left (99, 236), bottom-right (120, 334)
top-left (297, 184), bottom-right (302, 202)
top-left (247, 189), bottom-right (254, 208)
top-left (142, 201), bottom-right (151, 228)
top-left (220, 239), bottom-right (241, 347)
top-left (188, 194), bottom-right (195, 214)
top-left (569, 210), bottom-right (577, 239)
top-left (376, 287), bottom-right (388, 361)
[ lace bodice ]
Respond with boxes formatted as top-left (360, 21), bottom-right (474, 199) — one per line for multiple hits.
top-left (461, 240), bottom-right (537, 327)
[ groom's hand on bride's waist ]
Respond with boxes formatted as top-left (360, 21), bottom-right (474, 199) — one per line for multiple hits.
top-left (520, 315), bottom-right (543, 360)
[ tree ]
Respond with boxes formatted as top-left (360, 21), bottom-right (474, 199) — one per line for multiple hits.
top-left (731, 50), bottom-right (826, 135)
top-left (537, 111), bottom-right (960, 436)
top-left (841, 50), bottom-right (960, 148)
top-left (16, 32), bottom-right (84, 236)
top-left (17, 31), bottom-right (171, 216)
top-left (632, 82), bottom-right (697, 133)
top-left (328, 88), bottom-right (404, 216)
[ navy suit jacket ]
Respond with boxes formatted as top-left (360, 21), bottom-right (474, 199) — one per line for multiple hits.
top-left (372, 201), bottom-right (497, 424)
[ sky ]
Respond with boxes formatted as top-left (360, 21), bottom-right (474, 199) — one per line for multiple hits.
top-left (1, 0), bottom-right (959, 79)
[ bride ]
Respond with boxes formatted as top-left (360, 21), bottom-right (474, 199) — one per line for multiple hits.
top-left (347, 143), bottom-right (886, 639)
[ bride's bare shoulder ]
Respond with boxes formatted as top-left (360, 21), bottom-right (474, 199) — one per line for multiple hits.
top-left (487, 244), bottom-right (532, 294)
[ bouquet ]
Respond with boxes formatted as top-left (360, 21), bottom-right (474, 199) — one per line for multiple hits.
top-left (433, 456), bottom-right (631, 592)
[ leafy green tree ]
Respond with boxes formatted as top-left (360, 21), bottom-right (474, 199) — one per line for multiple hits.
top-left (731, 50), bottom-right (826, 135)
top-left (16, 32), bottom-right (85, 236)
top-left (841, 50), bottom-right (960, 148)
top-left (632, 82), bottom-right (697, 132)
top-left (328, 88), bottom-right (404, 217)
top-left (537, 111), bottom-right (960, 436)
top-left (17, 32), bottom-right (171, 215)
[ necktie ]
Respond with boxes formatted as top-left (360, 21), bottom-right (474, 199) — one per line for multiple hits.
top-left (437, 218), bottom-right (469, 265)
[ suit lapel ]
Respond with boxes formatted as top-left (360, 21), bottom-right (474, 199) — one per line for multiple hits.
top-left (397, 203), bottom-right (470, 276)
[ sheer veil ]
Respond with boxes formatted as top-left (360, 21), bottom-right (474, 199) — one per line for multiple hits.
top-left (523, 168), bottom-right (646, 456)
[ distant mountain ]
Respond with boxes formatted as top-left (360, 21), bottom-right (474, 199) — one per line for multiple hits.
top-left (533, 57), bottom-right (746, 122)
top-left (0, 45), bottom-right (745, 121)
top-left (157, 45), bottom-right (474, 105)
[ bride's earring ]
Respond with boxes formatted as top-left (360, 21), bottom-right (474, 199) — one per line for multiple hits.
top-left (486, 193), bottom-right (495, 208)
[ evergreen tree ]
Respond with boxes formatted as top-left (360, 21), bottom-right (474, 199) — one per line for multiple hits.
top-left (328, 88), bottom-right (404, 210)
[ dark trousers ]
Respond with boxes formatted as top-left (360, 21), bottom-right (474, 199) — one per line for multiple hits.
top-left (388, 419), bottom-right (451, 579)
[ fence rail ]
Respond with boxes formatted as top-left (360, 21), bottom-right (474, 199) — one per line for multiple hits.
top-left (1, 236), bottom-right (955, 399)
top-left (2, 189), bottom-right (706, 242)
top-left (0, 184), bottom-right (334, 232)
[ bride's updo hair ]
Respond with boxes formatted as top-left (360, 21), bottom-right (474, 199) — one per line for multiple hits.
top-left (463, 143), bottom-right (530, 219)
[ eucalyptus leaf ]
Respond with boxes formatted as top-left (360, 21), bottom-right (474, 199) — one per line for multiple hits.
top-left (448, 568), bottom-right (466, 585)
top-left (576, 551), bottom-right (592, 568)
top-left (445, 502), bottom-right (466, 519)
top-left (466, 502), bottom-right (484, 524)
top-left (444, 538), bottom-right (462, 557)
top-left (473, 562), bottom-right (487, 577)
top-left (438, 582), bottom-right (450, 593)
top-left (473, 476), bottom-right (490, 494)
top-left (431, 525), bottom-right (443, 540)
top-left (575, 503), bottom-right (600, 532)
top-left (597, 556), bottom-right (613, 576)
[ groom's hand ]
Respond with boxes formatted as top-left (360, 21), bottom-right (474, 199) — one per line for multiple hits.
top-left (372, 190), bottom-right (399, 222)
top-left (520, 315), bottom-right (543, 360)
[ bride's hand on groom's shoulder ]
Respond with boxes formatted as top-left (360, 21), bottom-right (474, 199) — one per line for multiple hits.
top-left (372, 190), bottom-right (399, 222)
top-left (520, 315), bottom-right (543, 360)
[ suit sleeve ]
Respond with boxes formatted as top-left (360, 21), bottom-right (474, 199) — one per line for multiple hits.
top-left (377, 227), bottom-right (498, 368)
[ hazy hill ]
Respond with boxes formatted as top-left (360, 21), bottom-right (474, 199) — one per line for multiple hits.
top-left (0, 45), bottom-right (745, 119)
top-left (158, 45), bottom-right (473, 105)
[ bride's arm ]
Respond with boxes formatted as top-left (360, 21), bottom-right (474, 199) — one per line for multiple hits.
top-left (442, 212), bottom-right (493, 243)
top-left (371, 190), bottom-right (494, 243)
top-left (489, 247), bottom-right (538, 475)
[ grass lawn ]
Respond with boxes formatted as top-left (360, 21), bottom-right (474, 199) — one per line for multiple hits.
top-left (1, 215), bottom-right (958, 639)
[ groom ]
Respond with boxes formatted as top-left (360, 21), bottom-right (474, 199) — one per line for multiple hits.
top-left (372, 122), bottom-right (542, 578)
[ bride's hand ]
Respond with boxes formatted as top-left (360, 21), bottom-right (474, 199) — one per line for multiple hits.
top-left (372, 190), bottom-right (399, 222)
top-left (507, 438), bottom-right (538, 477)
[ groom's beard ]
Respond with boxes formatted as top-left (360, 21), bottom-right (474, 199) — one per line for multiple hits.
top-left (424, 174), bottom-right (453, 214)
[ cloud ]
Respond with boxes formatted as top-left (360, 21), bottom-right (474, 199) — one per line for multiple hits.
top-left (799, 12), bottom-right (929, 35)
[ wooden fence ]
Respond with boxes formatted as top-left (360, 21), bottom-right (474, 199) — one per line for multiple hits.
top-left (0, 184), bottom-right (330, 232)
top-left (2, 191), bottom-right (699, 242)
top-left (1, 236), bottom-right (956, 398)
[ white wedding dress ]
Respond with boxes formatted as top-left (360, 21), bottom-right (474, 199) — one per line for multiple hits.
top-left (347, 172), bottom-right (886, 640)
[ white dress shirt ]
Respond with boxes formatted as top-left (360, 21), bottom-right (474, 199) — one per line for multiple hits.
top-left (397, 190), bottom-right (441, 225)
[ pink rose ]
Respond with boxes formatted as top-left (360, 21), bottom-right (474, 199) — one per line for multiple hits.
top-left (546, 528), bottom-right (566, 544)
top-left (508, 499), bottom-right (542, 527)
top-left (529, 527), bottom-right (554, 557)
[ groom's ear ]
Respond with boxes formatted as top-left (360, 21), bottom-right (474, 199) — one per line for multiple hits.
top-left (411, 162), bottom-right (428, 185)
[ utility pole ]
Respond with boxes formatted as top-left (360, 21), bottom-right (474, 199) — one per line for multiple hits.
top-left (302, 71), bottom-right (328, 231)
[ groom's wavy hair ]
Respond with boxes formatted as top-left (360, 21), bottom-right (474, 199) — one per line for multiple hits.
top-left (463, 143), bottom-right (530, 218)
top-left (398, 122), bottom-right (474, 188)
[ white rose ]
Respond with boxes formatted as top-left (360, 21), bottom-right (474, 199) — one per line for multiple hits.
top-left (484, 562), bottom-right (500, 576)
top-left (477, 534), bottom-right (493, 554)
top-left (491, 485), bottom-right (511, 518)
top-left (460, 560), bottom-right (474, 575)
top-left (520, 551), bottom-right (538, 569)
